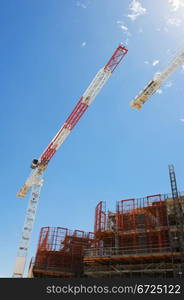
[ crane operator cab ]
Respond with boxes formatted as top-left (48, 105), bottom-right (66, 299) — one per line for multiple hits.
top-left (30, 159), bottom-right (39, 169)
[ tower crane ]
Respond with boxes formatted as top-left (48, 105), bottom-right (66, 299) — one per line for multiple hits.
top-left (13, 45), bottom-right (128, 277)
top-left (130, 50), bottom-right (184, 110)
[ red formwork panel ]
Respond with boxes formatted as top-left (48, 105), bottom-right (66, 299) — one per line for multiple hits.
top-left (94, 201), bottom-right (106, 233)
top-left (34, 227), bottom-right (94, 276)
top-left (115, 194), bottom-right (169, 251)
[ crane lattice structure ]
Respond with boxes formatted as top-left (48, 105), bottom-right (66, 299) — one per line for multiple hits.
top-left (168, 165), bottom-right (184, 250)
top-left (130, 50), bottom-right (184, 109)
top-left (168, 165), bottom-right (184, 276)
top-left (13, 45), bottom-right (128, 277)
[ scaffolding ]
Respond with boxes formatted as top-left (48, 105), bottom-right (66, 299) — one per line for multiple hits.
top-left (84, 193), bottom-right (184, 278)
top-left (30, 192), bottom-right (184, 278)
top-left (94, 201), bottom-right (106, 233)
top-left (29, 166), bottom-right (184, 279)
top-left (32, 227), bottom-right (94, 277)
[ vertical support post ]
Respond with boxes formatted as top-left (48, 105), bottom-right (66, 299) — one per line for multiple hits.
top-left (13, 174), bottom-right (43, 277)
top-left (94, 201), bottom-right (106, 233)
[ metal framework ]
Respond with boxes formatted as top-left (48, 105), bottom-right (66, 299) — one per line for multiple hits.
top-left (84, 193), bottom-right (184, 278)
top-left (130, 50), bottom-right (184, 109)
top-left (28, 193), bottom-right (184, 278)
top-left (94, 201), bottom-right (106, 233)
top-left (13, 175), bottom-right (43, 277)
top-left (32, 227), bottom-right (94, 277)
top-left (168, 165), bottom-right (184, 232)
top-left (116, 195), bottom-right (169, 250)
top-left (13, 45), bottom-right (128, 277)
top-left (168, 165), bottom-right (184, 276)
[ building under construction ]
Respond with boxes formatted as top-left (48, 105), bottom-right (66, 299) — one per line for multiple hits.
top-left (29, 165), bottom-right (184, 278)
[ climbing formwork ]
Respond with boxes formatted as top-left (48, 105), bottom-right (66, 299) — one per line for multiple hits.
top-left (84, 193), bottom-right (184, 278)
top-left (32, 227), bottom-right (94, 277)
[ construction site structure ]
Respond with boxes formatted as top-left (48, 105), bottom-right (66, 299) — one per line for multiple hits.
top-left (30, 227), bottom-right (94, 278)
top-left (29, 191), bottom-right (184, 278)
top-left (84, 192), bottom-right (184, 278)
top-left (13, 45), bottom-right (128, 277)
top-left (130, 50), bottom-right (184, 109)
top-left (29, 164), bottom-right (184, 278)
top-left (29, 166), bottom-right (184, 278)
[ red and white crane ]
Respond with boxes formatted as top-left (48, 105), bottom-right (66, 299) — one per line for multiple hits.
top-left (130, 50), bottom-right (184, 109)
top-left (13, 45), bottom-right (128, 277)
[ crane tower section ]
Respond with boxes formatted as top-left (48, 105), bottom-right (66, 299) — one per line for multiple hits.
top-left (17, 45), bottom-right (128, 198)
top-left (130, 50), bottom-right (184, 110)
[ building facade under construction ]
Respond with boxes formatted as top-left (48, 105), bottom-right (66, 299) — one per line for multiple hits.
top-left (29, 166), bottom-right (184, 278)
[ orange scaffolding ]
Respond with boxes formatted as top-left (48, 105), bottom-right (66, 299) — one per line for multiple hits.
top-left (33, 227), bottom-right (94, 277)
top-left (116, 194), bottom-right (169, 251)
top-left (93, 195), bottom-right (170, 249)
top-left (31, 193), bottom-right (184, 278)
top-left (84, 193), bottom-right (184, 278)
top-left (94, 201), bottom-right (106, 233)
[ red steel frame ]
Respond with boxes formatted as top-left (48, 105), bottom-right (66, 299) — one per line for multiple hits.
top-left (116, 194), bottom-right (169, 251)
top-left (94, 194), bottom-right (170, 252)
top-left (33, 193), bottom-right (184, 277)
top-left (94, 201), bottom-right (106, 233)
top-left (34, 227), bottom-right (94, 277)
top-left (40, 98), bottom-right (89, 162)
top-left (104, 45), bottom-right (128, 73)
top-left (63, 98), bottom-right (88, 131)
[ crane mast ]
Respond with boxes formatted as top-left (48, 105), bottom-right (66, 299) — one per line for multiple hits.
top-left (130, 50), bottom-right (184, 110)
top-left (13, 45), bottom-right (128, 277)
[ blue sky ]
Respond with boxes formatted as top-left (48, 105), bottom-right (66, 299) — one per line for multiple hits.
top-left (0, 0), bottom-right (184, 277)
